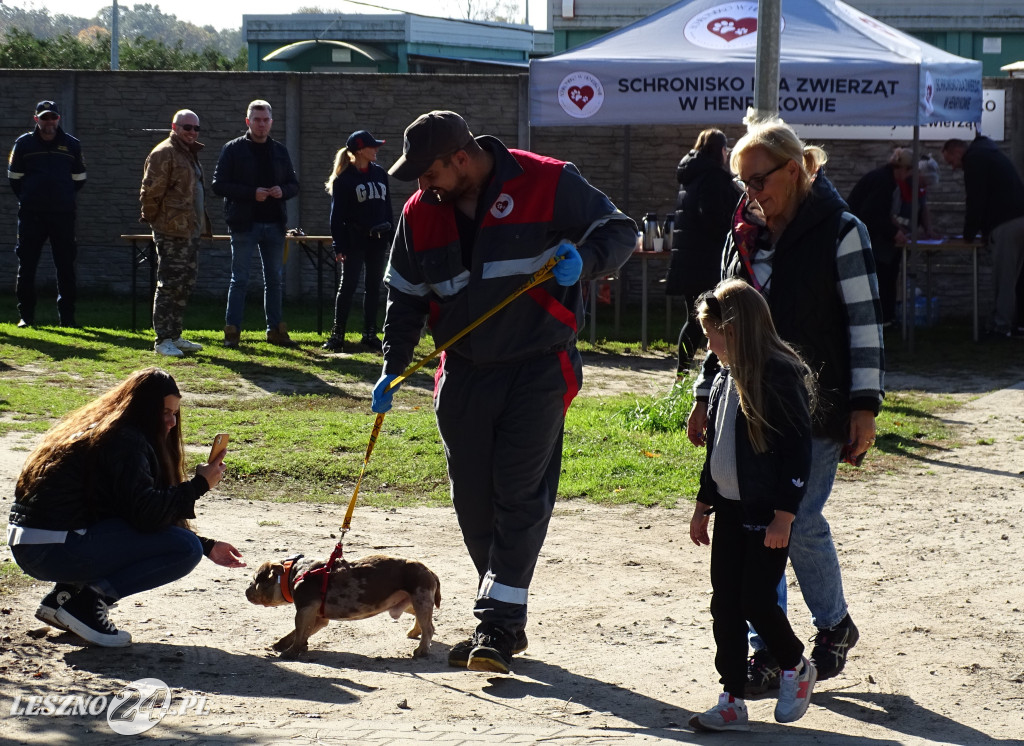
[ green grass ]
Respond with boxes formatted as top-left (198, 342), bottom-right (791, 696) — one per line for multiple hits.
top-left (2, 290), bottom-right (1020, 513)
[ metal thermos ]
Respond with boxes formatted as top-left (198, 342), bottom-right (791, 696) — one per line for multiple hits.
top-left (663, 213), bottom-right (675, 251)
top-left (642, 212), bottom-right (660, 251)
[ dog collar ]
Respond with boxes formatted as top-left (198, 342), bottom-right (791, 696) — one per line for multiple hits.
top-left (279, 554), bottom-right (304, 604)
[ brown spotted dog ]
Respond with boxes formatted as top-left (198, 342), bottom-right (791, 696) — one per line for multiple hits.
top-left (245, 554), bottom-right (441, 659)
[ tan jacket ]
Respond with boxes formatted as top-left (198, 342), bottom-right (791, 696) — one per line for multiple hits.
top-left (139, 134), bottom-right (212, 239)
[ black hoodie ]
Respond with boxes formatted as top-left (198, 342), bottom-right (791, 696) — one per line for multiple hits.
top-left (666, 149), bottom-right (740, 296)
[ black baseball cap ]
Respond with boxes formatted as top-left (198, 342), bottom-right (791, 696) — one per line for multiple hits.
top-left (389, 110), bottom-right (474, 181)
top-left (346, 130), bottom-right (385, 151)
top-left (35, 101), bottom-right (60, 117)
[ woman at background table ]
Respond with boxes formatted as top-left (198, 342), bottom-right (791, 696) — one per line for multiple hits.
top-left (8, 368), bottom-right (244, 647)
top-left (666, 128), bottom-right (740, 377)
top-left (322, 130), bottom-right (394, 353)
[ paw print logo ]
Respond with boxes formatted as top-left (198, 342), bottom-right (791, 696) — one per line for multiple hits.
top-left (558, 72), bottom-right (604, 119)
top-left (712, 20), bottom-right (736, 35)
top-left (570, 88), bottom-right (590, 105)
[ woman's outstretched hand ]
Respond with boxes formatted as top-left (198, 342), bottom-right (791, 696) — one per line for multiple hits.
top-left (208, 541), bottom-right (246, 568)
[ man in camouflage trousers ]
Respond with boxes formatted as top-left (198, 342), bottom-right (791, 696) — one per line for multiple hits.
top-left (139, 109), bottom-right (212, 356)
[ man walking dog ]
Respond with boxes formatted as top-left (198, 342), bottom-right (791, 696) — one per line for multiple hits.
top-left (372, 110), bottom-right (635, 673)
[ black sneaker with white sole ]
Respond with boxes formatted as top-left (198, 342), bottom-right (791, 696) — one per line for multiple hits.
top-left (810, 613), bottom-right (859, 680)
top-left (35, 583), bottom-right (78, 631)
top-left (54, 588), bottom-right (131, 647)
top-left (448, 628), bottom-right (528, 668)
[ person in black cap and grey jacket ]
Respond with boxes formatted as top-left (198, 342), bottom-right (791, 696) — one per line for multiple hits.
top-left (372, 110), bottom-right (636, 675)
top-left (322, 130), bottom-right (394, 352)
top-left (7, 100), bottom-right (87, 328)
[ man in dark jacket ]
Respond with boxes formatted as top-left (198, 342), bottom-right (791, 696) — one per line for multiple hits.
top-left (847, 148), bottom-right (914, 325)
top-left (212, 100), bottom-right (300, 347)
top-left (373, 110), bottom-right (636, 674)
top-left (7, 100), bottom-right (87, 328)
top-left (941, 136), bottom-right (1024, 336)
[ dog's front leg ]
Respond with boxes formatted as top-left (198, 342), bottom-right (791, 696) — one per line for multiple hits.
top-left (272, 630), bottom-right (296, 652)
top-left (281, 604), bottom-right (320, 659)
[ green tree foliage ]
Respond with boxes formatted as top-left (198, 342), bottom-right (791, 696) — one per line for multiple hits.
top-left (0, 3), bottom-right (243, 57)
top-left (0, 27), bottom-right (246, 71)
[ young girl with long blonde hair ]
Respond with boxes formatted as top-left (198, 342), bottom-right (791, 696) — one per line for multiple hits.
top-left (688, 278), bottom-right (818, 732)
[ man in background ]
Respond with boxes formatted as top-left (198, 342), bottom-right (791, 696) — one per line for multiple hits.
top-left (942, 136), bottom-right (1024, 338)
top-left (213, 100), bottom-right (299, 348)
top-left (7, 100), bottom-right (87, 328)
top-left (140, 108), bottom-right (212, 357)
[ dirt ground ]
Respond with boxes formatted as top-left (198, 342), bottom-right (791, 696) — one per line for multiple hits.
top-left (1, 356), bottom-right (1023, 744)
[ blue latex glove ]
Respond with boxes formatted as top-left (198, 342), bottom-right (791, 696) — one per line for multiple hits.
top-left (552, 241), bottom-right (583, 286)
top-left (372, 373), bottom-right (400, 413)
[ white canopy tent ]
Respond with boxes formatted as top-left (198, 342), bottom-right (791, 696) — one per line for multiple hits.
top-left (529, 0), bottom-right (982, 128)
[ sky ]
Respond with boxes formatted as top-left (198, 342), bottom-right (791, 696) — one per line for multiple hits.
top-left (13, 0), bottom-right (549, 32)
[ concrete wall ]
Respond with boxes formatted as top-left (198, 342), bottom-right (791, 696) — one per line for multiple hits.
top-left (1, 68), bottom-right (1021, 327)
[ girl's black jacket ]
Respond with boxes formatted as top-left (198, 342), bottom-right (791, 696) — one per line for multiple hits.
top-left (696, 357), bottom-right (812, 526)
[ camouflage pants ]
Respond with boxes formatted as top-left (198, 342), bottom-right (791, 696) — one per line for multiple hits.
top-left (152, 232), bottom-right (199, 341)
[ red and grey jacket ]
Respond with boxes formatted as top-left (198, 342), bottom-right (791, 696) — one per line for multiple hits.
top-left (382, 136), bottom-right (636, 373)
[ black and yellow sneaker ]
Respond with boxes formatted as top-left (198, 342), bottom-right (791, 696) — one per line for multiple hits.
top-left (448, 626), bottom-right (528, 670)
top-left (746, 648), bottom-right (782, 698)
top-left (810, 613), bottom-right (859, 680)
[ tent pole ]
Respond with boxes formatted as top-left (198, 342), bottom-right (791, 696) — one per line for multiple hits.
top-left (905, 125), bottom-right (922, 352)
top-left (752, 0), bottom-right (781, 121)
top-left (623, 124), bottom-right (631, 217)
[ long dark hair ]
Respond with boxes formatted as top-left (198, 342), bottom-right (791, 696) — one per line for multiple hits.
top-left (697, 279), bottom-right (816, 453)
top-left (16, 368), bottom-right (185, 498)
top-left (694, 128), bottom-right (728, 164)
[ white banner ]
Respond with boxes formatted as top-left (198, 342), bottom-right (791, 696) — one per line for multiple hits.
top-left (794, 89), bottom-right (1004, 142)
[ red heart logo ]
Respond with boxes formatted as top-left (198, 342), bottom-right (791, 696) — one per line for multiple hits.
top-left (708, 17), bottom-right (757, 41)
top-left (568, 85), bottom-right (595, 111)
top-left (495, 199), bottom-right (510, 213)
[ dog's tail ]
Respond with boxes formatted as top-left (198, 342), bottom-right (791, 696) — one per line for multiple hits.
top-left (432, 571), bottom-right (441, 608)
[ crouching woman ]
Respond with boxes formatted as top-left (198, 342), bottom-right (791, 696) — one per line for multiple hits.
top-left (7, 367), bottom-right (244, 647)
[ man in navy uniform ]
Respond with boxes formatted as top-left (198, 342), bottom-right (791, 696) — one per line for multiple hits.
top-left (7, 100), bottom-right (87, 328)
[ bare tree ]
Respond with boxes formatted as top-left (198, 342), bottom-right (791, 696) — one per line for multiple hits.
top-left (446, 0), bottom-right (524, 24)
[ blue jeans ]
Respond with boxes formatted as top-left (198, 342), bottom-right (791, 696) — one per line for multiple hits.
top-left (11, 518), bottom-right (203, 602)
top-left (225, 222), bottom-right (286, 332)
top-left (751, 437), bottom-right (847, 650)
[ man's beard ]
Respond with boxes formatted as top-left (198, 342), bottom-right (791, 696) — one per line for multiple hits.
top-left (423, 172), bottom-right (469, 205)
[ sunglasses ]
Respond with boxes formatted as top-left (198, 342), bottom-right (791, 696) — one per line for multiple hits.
top-left (735, 161), bottom-right (787, 194)
top-left (38, 113), bottom-right (59, 121)
top-left (176, 124), bottom-right (201, 132)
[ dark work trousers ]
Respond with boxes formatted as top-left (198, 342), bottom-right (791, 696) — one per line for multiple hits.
top-left (710, 499), bottom-right (804, 699)
top-left (434, 346), bottom-right (582, 634)
top-left (14, 209), bottom-right (78, 324)
top-left (330, 232), bottom-right (387, 337)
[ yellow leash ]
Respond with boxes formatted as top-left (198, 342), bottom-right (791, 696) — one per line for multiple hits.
top-left (339, 255), bottom-right (562, 535)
